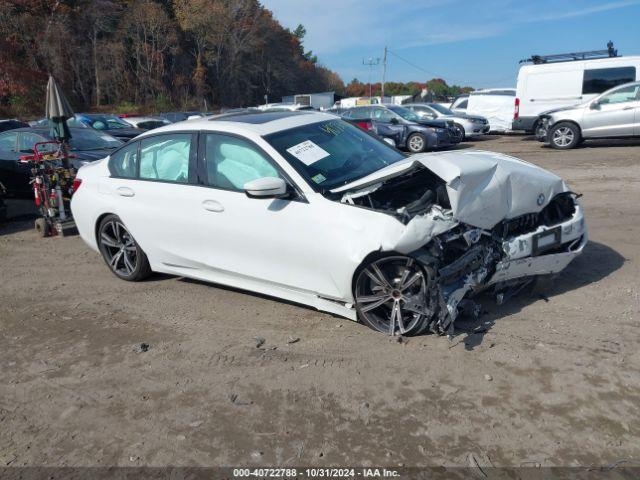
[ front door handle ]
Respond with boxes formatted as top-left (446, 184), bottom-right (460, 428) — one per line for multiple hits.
top-left (116, 186), bottom-right (135, 197)
top-left (202, 199), bottom-right (224, 212)
top-left (622, 106), bottom-right (635, 110)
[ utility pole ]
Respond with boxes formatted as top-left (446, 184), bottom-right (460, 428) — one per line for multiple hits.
top-left (362, 57), bottom-right (380, 101)
top-left (381, 46), bottom-right (387, 104)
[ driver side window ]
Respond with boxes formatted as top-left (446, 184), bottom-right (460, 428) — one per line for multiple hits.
top-left (599, 84), bottom-right (640, 105)
top-left (204, 134), bottom-right (282, 191)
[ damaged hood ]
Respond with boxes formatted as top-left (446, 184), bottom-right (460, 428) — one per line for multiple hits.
top-left (417, 150), bottom-right (567, 229)
top-left (334, 149), bottom-right (567, 230)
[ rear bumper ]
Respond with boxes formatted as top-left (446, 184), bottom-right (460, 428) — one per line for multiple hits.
top-left (512, 116), bottom-right (537, 132)
top-left (466, 124), bottom-right (491, 136)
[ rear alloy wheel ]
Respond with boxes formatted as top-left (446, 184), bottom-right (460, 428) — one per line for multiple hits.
top-left (98, 214), bottom-right (151, 281)
top-left (549, 122), bottom-right (580, 149)
top-left (407, 133), bottom-right (426, 153)
top-left (355, 256), bottom-right (433, 336)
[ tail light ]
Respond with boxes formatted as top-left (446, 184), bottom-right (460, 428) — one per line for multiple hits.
top-left (514, 97), bottom-right (520, 120)
top-left (71, 178), bottom-right (82, 195)
top-left (355, 120), bottom-right (373, 131)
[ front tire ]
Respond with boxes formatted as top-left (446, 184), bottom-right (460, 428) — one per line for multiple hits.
top-left (407, 133), bottom-right (427, 153)
top-left (355, 256), bottom-right (435, 336)
top-left (549, 122), bottom-right (580, 149)
top-left (453, 123), bottom-right (465, 140)
top-left (97, 214), bottom-right (151, 281)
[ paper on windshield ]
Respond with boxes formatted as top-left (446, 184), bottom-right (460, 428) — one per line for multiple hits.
top-left (286, 140), bottom-right (330, 166)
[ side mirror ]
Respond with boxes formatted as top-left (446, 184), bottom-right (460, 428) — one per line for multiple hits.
top-left (382, 138), bottom-right (396, 147)
top-left (243, 177), bottom-right (288, 199)
top-left (589, 101), bottom-right (600, 110)
top-left (390, 117), bottom-right (399, 125)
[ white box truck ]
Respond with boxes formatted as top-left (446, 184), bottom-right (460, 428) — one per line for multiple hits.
top-left (513, 48), bottom-right (640, 133)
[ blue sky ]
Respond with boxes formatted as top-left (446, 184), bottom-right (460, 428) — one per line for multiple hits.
top-left (261, 0), bottom-right (640, 88)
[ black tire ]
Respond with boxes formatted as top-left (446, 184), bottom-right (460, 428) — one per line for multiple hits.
top-left (35, 218), bottom-right (51, 238)
top-left (406, 133), bottom-right (427, 153)
top-left (549, 122), bottom-right (581, 149)
top-left (354, 255), bottom-right (436, 336)
top-left (97, 214), bottom-right (151, 281)
top-left (453, 123), bottom-right (465, 141)
top-left (534, 121), bottom-right (546, 139)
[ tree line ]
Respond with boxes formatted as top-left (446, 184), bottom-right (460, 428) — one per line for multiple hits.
top-left (344, 78), bottom-right (473, 100)
top-left (0, 0), bottom-right (475, 117)
top-left (0, 0), bottom-right (344, 116)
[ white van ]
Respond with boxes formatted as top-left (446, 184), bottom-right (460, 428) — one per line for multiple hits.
top-left (513, 55), bottom-right (640, 132)
top-left (451, 89), bottom-right (516, 132)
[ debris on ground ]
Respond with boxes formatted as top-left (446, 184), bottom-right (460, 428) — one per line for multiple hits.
top-left (253, 336), bottom-right (265, 348)
top-left (229, 393), bottom-right (252, 406)
top-left (484, 374), bottom-right (493, 381)
top-left (251, 451), bottom-right (264, 460)
top-left (287, 336), bottom-right (300, 344)
top-left (134, 343), bottom-right (150, 353)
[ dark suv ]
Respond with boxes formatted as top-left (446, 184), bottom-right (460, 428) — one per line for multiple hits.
top-left (342, 105), bottom-right (461, 152)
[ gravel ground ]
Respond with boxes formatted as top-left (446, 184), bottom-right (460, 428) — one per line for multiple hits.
top-left (0, 134), bottom-right (638, 469)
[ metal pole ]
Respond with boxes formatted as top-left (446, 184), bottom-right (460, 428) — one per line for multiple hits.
top-left (362, 57), bottom-right (380, 102)
top-left (381, 46), bottom-right (387, 104)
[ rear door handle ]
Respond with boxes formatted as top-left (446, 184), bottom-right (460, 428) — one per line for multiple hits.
top-left (202, 199), bottom-right (224, 212)
top-left (116, 186), bottom-right (135, 197)
top-left (623, 106), bottom-right (635, 110)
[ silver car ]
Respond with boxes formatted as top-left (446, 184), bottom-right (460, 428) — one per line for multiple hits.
top-left (538, 81), bottom-right (640, 149)
top-left (404, 103), bottom-right (490, 139)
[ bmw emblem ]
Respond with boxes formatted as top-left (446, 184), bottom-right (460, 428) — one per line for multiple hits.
top-left (536, 193), bottom-right (546, 206)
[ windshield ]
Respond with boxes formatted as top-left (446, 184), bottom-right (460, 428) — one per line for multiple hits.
top-left (429, 104), bottom-right (454, 115)
top-left (265, 119), bottom-right (405, 190)
top-left (387, 106), bottom-right (421, 122)
top-left (85, 115), bottom-right (131, 130)
top-left (68, 129), bottom-right (122, 151)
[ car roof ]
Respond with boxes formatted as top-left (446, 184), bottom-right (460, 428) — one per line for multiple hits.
top-left (136, 110), bottom-right (338, 138)
top-left (3, 126), bottom-right (89, 134)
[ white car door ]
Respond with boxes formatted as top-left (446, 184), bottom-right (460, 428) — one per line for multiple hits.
top-left (102, 133), bottom-right (204, 269)
top-left (192, 132), bottom-right (336, 298)
top-left (582, 83), bottom-right (640, 138)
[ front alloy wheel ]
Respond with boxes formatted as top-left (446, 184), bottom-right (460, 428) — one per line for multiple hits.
top-left (355, 256), bottom-right (433, 335)
top-left (98, 214), bottom-right (151, 281)
top-left (407, 133), bottom-right (426, 153)
top-left (549, 122), bottom-right (580, 149)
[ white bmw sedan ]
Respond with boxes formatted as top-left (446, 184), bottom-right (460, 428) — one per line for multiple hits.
top-left (71, 111), bottom-right (587, 336)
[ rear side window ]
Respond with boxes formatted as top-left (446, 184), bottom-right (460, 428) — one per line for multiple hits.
top-left (139, 134), bottom-right (192, 183)
top-left (109, 142), bottom-right (139, 178)
top-left (582, 67), bottom-right (636, 94)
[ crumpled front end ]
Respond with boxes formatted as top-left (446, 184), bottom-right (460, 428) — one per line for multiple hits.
top-left (337, 150), bottom-right (587, 335)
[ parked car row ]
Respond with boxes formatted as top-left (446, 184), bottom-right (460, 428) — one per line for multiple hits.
top-left (0, 110), bottom-right (213, 198)
top-left (0, 127), bottom-right (123, 197)
top-left (341, 105), bottom-right (467, 152)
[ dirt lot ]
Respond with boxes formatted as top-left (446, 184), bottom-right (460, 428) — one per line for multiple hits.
top-left (1, 135), bottom-right (638, 469)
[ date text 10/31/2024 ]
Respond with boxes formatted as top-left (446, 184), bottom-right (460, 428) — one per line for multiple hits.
top-left (232, 468), bottom-right (401, 478)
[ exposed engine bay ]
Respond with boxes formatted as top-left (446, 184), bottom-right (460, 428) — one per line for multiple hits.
top-left (336, 161), bottom-right (586, 336)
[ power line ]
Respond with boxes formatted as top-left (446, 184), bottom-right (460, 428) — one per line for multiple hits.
top-left (387, 48), bottom-right (515, 88)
